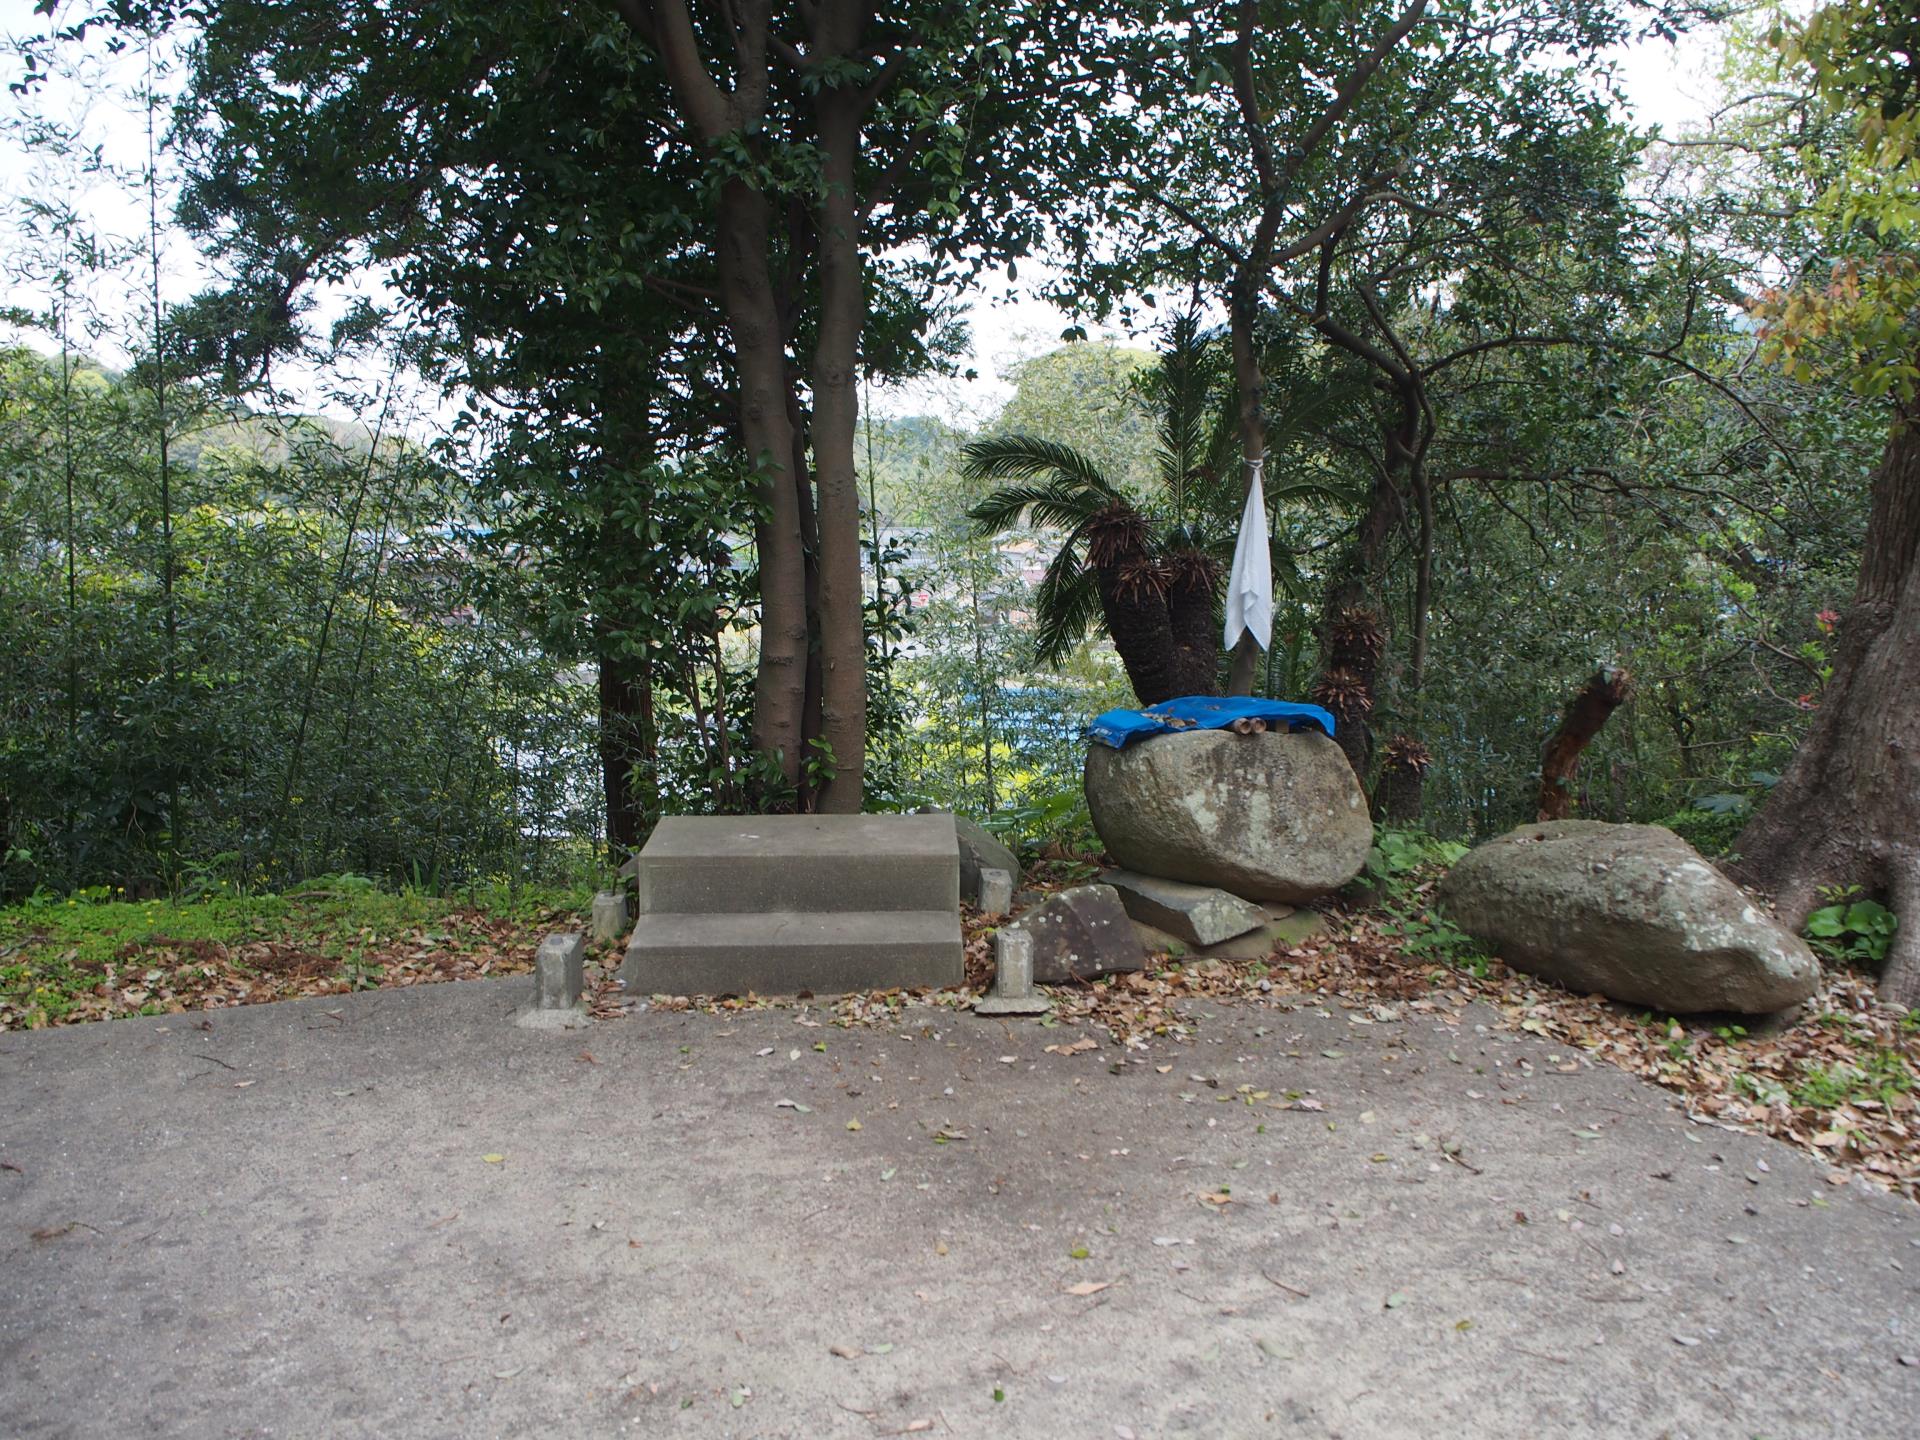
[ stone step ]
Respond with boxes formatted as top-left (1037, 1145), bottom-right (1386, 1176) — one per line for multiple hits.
top-left (638, 814), bottom-right (959, 915)
top-left (621, 910), bottom-right (964, 998)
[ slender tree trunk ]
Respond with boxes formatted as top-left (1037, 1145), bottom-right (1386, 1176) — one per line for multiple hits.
top-left (144, 36), bottom-right (181, 867)
top-left (969, 539), bottom-right (996, 813)
top-left (808, 93), bottom-right (867, 811)
top-left (715, 179), bottom-right (809, 794)
top-left (597, 634), bottom-right (656, 862)
top-left (1731, 404), bottom-right (1920, 1006)
top-left (1537, 666), bottom-right (1632, 821)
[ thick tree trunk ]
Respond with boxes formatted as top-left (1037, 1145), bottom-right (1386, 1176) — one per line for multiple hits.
top-left (1731, 405), bottom-right (1920, 1007)
top-left (598, 646), bottom-right (655, 862)
top-left (1165, 553), bottom-right (1220, 697)
top-left (1097, 565), bottom-right (1184, 706)
top-left (1537, 666), bottom-right (1632, 821)
top-left (807, 91), bottom-right (867, 812)
top-left (715, 179), bottom-right (810, 794)
top-left (1312, 462), bottom-right (1401, 784)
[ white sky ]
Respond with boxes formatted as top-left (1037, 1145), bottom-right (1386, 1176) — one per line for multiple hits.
top-left (0, 0), bottom-right (1730, 432)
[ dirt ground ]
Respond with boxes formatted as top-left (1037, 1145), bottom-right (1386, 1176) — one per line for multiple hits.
top-left (2, 978), bottom-right (1915, 1438)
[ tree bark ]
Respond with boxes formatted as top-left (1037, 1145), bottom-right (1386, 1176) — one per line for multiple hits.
top-left (807, 81), bottom-right (868, 812)
top-left (715, 179), bottom-right (811, 794)
top-left (1731, 403), bottom-right (1920, 1007)
top-left (598, 644), bottom-right (655, 861)
top-left (1165, 553), bottom-right (1220, 697)
top-left (1537, 666), bottom-right (1632, 821)
top-left (622, 0), bottom-right (808, 796)
top-left (1097, 565), bottom-right (1184, 706)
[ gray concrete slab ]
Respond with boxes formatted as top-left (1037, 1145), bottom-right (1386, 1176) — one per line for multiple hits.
top-left (1, 982), bottom-right (1915, 1439)
top-left (622, 909), bottom-right (963, 997)
top-left (637, 814), bottom-right (960, 915)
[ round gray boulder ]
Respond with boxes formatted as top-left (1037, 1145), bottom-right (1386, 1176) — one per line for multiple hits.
top-left (1435, 820), bottom-right (1821, 1014)
top-left (1083, 729), bottom-right (1372, 903)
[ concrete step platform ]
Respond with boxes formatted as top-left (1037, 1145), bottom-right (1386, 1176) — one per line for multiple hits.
top-left (637, 814), bottom-right (959, 915)
top-left (621, 909), bottom-right (964, 997)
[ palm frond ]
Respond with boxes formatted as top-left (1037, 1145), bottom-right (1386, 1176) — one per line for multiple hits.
top-left (966, 479), bottom-right (1109, 536)
top-left (960, 435), bottom-right (1121, 498)
top-left (1266, 475), bottom-right (1364, 509)
top-left (1030, 547), bottom-right (1105, 668)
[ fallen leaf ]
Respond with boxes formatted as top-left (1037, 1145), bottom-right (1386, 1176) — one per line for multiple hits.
top-left (829, 1344), bottom-right (862, 1360)
top-left (482, 1153), bottom-right (505, 1164)
top-left (1064, 1281), bottom-right (1111, 1296)
top-left (846, 1120), bottom-right (862, 1131)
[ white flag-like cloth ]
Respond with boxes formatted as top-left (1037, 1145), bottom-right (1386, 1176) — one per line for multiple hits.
top-left (1223, 459), bottom-right (1273, 653)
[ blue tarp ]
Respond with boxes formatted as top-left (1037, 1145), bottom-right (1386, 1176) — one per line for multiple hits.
top-left (1087, 694), bottom-right (1338, 749)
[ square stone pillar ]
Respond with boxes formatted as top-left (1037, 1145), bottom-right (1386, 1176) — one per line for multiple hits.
top-left (514, 932), bottom-right (590, 1030)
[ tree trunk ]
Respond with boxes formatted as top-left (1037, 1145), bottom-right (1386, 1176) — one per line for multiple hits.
top-left (1097, 565), bottom-right (1184, 706)
top-left (1372, 735), bottom-right (1431, 825)
top-left (807, 89), bottom-right (867, 812)
top-left (714, 179), bottom-right (810, 794)
top-left (1165, 553), bottom-right (1220, 697)
top-left (1731, 404), bottom-right (1920, 1007)
top-left (598, 645), bottom-right (655, 862)
top-left (1537, 666), bottom-right (1632, 821)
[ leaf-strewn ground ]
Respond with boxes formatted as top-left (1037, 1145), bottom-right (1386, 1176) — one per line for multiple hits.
top-left (5, 863), bottom-right (1915, 1201)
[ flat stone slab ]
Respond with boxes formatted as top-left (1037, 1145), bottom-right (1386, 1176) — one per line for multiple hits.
top-left (636, 813), bottom-right (959, 915)
top-left (1134, 909), bottom-right (1327, 960)
top-left (1102, 868), bottom-right (1266, 947)
top-left (623, 910), bottom-right (962, 997)
top-left (1, 982), bottom-right (1912, 1438)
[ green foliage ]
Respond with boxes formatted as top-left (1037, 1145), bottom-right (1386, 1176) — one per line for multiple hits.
top-left (1362, 829), bottom-right (1489, 977)
top-left (0, 348), bottom-right (593, 898)
top-left (0, 874), bottom-right (591, 1027)
top-left (1657, 807), bottom-right (1748, 858)
top-left (1804, 888), bottom-right (1899, 967)
top-left (1364, 829), bottom-right (1471, 886)
top-left (1791, 1051), bottom-right (1913, 1111)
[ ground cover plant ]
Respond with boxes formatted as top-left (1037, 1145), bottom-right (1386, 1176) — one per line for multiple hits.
top-left (0, 876), bottom-right (586, 1029)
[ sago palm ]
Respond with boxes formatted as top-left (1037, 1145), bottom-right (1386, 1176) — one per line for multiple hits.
top-left (963, 311), bottom-right (1241, 705)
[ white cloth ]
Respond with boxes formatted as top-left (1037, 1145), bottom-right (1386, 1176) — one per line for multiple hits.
top-left (1223, 459), bottom-right (1272, 653)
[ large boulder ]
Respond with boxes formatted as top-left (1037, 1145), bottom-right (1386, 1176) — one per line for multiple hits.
top-left (1436, 821), bottom-right (1821, 1014)
top-left (1083, 729), bottom-right (1371, 902)
top-left (1008, 883), bottom-right (1147, 984)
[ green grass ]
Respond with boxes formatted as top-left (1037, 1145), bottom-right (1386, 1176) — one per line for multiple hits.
top-left (0, 874), bottom-right (596, 1028)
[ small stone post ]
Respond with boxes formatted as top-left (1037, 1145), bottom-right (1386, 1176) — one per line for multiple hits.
top-left (978, 867), bottom-right (1013, 919)
top-left (974, 926), bottom-right (1051, 1016)
top-left (590, 890), bottom-right (629, 946)
top-left (514, 932), bottom-right (590, 1030)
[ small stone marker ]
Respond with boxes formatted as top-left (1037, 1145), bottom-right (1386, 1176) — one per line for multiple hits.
top-left (975, 928), bottom-right (1050, 1016)
top-left (978, 867), bottom-right (1013, 919)
top-left (513, 932), bottom-right (589, 1030)
top-left (590, 890), bottom-right (629, 945)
